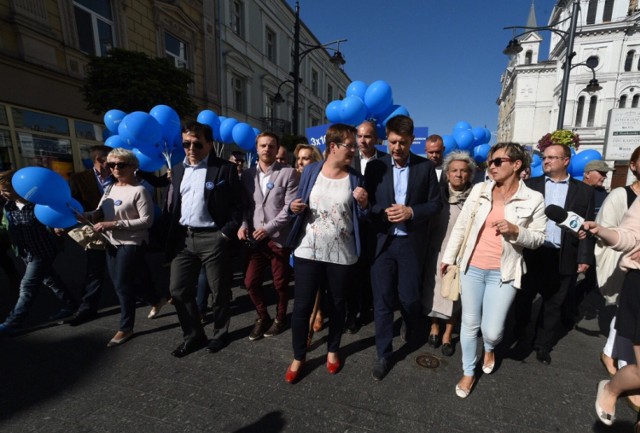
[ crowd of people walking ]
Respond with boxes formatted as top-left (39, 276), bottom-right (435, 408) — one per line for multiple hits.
top-left (0, 115), bottom-right (638, 429)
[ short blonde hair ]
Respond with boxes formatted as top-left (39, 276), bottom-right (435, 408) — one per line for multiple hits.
top-left (294, 143), bottom-right (323, 163)
top-left (107, 148), bottom-right (139, 169)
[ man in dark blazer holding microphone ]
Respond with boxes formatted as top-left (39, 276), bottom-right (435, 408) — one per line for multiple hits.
top-left (365, 115), bottom-right (442, 380)
top-left (165, 121), bottom-right (243, 357)
top-left (516, 143), bottom-right (595, 365)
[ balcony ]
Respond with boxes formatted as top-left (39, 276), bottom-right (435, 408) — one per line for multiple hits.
top-left (260, 117), bottom-right (291, 136)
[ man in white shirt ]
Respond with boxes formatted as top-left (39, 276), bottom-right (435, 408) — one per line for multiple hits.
top-left (425, 135), bottom-right (445, 182)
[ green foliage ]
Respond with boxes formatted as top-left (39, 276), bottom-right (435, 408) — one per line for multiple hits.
top-left (537, 129), bottom-right (580, 152)
top-left (82, 48), bottom-right (196, 117)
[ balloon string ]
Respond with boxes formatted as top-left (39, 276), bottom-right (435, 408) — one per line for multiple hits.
top-left (67, 203), bottom-right (119, 248)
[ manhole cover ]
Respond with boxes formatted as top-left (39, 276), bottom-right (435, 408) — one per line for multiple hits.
top-left (416, 353), bottom-right (440, 369)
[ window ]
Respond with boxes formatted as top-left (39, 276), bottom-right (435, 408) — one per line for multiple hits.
top-left (586, 56), bottom-right (599, 68)
top-left (587, 96), bottom-right (597, 127)
top-left (603, 0), bottom-right (614, 22)
top-left (231, 0), bottom-right (244, 37)
top-left (525, 50), bottom-right (532, 65)
top-left (633, 94), bottom-right (640, 108)
top-left (311, 69), bottom-right (318, 96)
top-left (265, 27), bottom-right (276, 63)
top-left (625, 50), bottom-right (635, 71)
top-left (165, 32), bottom-right (188, 69)
top-left (620, 95), bottom-right (627, 108)
top-left (575, 96), bottom-right (585, 126)
top-left (73, 0), bottom-right (114, 56)
top-left (231, 75), bottom-right (245, 113)
top-left (586, 0), bottom-right (598, 24)
top-left (327, 83), bottom-right (334, 101)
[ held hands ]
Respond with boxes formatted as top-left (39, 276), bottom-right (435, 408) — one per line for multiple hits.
top-left (352, 186), bottom-right (368, 208)
top-left (385, 204), bottom-right (413, 223)
top-left (491, 219), bottom-right (519, 237)
top-left (290, 198), bottom-right (307, 215)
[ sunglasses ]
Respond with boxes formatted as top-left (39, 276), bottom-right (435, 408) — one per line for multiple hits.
top-left (487, 157), bottom-right (512, 167)
top-left (106, 162), bottom-right (129, 169)
top-left (182, 141), bottom-right (204, 150)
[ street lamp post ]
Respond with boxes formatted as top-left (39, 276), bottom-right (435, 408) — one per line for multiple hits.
top-left (503, 0), bottom-right (591, 130)
top-left (291, 1), bottom-right (346, 135)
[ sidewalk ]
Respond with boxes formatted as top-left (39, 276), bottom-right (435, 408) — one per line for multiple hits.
top-left (0, 275), bottom-right (637, 433)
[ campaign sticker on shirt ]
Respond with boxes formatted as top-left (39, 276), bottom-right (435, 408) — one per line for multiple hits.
top-left (114, 199), bottom-right (123, 206)
top-left (266, 182), bottom-right (274, 190)
top-left (205, 181), bottom-right (215, 190)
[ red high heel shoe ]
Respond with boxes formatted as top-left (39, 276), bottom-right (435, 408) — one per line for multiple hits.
top-left (285, 360), bottom-right (304, 383)
top-left (327, 357), bottom-right (341, 374)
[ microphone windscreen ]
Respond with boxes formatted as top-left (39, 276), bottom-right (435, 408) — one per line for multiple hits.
top-left (545, 204), bottom-right (568, 223)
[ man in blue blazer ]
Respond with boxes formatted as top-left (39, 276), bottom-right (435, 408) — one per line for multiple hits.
top-left (365, 115), bottom-right (443, 380)
top-left (165, 121), bottom-right (244, 358)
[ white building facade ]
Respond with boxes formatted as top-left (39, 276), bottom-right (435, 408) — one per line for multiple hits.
top-left (218, 0), bottom-right (351, 136)
top-left (497, 0), bottom-right (640, 155)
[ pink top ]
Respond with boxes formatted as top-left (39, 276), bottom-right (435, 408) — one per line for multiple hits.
top-left (469, 201), bottom-right (504, 270)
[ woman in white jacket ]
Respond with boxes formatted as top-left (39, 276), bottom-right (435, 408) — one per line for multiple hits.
top-left (441, 142), bottom-right (547, 398)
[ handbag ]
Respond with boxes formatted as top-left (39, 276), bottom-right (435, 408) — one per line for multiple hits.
top-left (441, 183), bottom-right (487, 302)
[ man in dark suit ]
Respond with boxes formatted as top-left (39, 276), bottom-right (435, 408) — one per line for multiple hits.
top-left (516, 143), bottom-right (595, 365)
top-left (166, 121), bottom-right (243, 357)
top-left (64, 145), bottom-right (113, 325)
top-left (365, 115), bottom-right (442, 380)
top-left (238, 132), bottom-right (298, 340)
top-left (345, 120), bottom-right (387, 333)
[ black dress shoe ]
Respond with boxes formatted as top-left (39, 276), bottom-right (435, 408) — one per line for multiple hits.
top-left (207, 336), bottom-right (228, 353)
top-left (428, 333), bottom-right (441, 348)
top-left (536, 348), bottom-right (551, 365)
top-left (345, 313), bottom-right (359, 334)
top-left (441, 342), bottom-right (454, 357)
top-left (371, 358), bottom-right (389, 381)
top-left (64, 310), bottom-right (97, 326)
top-left (171, 338), bottom-right (208, 358)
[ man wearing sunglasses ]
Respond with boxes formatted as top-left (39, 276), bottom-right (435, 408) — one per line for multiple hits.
top-left (515, 143), bottom-right (595, 365)
top-left (165, 121), bottom-right (244, 358)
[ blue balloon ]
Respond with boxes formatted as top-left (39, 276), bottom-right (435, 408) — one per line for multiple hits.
top-left (197, 110), bottom-right (221, 141)
top-left (346, 81), bottom-right (368, 101)
top-left (471, 127), bottom-right (485, 146)
top-left (102, 128), bottom-right (113, 141)
top-left (453, 121), bottom-right (472, 131)
top-left (170, 146), bottom-right (186, 166)
top-left (531, 164), bottom-right (545, 178)
top-left (340, 96), bottom-right (367, 126)
top-left (482, 128), bottom-right (492, 144)
top-left (382, 105), bottom-right (410, 127)
top-left (118, 112), bottom-right (162, 149)
top-left (232, 123), bottom-right (257, 151)
top-left (104, 109), bottom-right (126, 134)
top-left (252, 127), bottom-right (261, 137)
top-left (442, 135), bottom-right (458, 156)
top-left (219, 118), bottom-right (239, 144)
top-left (532, 153), bottom-right (542, 167)
top-left (473, 144), bottom-right (491, 164)
top-left (325, 100), bottom-right (343, 123)
top-left (133, 148), bottom-right (165, 172)
top-left (105, 135), bottom-right (132, 150)
top-left (150, 105), bottom-right (181, 142)
top-left (364, 80), bottom-right (393, 116)
top-left (375, 121), bottom-right (386, 141)
top-left (570, 149), bottom-right (602, 177)
top-left (12, 167), bottom-right (71, 206)
top-left (34, 198), bottom-right (83, 229)
top-left (453, 129), bottom-right (475, 151)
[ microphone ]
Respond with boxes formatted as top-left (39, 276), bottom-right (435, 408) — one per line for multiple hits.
top-left (544, 204), bottom-right (589, 236)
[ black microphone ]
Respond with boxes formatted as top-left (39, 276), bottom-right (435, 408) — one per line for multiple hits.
top-left (544, 204), bottom-right (590, 237)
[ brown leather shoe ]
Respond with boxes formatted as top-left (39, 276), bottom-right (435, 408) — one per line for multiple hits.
top-left (249, 318), bottom-right (272, 341)
top-left (264, 319), bottom-right (285, 337)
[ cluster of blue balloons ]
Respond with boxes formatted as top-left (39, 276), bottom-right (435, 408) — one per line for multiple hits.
top-left (103, 105), bottom-right (185, 172)
top-left (11, 167), bottom-right (83, 228)
top-left (441, 121), bottom-right (492, 164)
top-left (196, 110), bottom-right (260, 152)
top-left (325, 80), bottom-right (410, 139)
top-left (530, 147), bottom-right (603, 178)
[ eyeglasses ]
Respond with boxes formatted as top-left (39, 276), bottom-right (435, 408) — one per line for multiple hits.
top-left (487, 157), bottom-right (512, 167)
top-left (541, 155), bottom-right (566, 161)
top-left (335, 142), bottom-right (357, 150)
top-left (182, 141), bottom-right (204, 150)
top-left (106, 162), bottom-right (129, 169)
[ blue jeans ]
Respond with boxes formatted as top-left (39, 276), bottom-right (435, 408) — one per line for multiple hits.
top-left (106, 244), bottom-right (159, 332)
top-left (460, 266), bottom-right (516, 376)
top-left (3, 256), bottom-right (76, 327)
